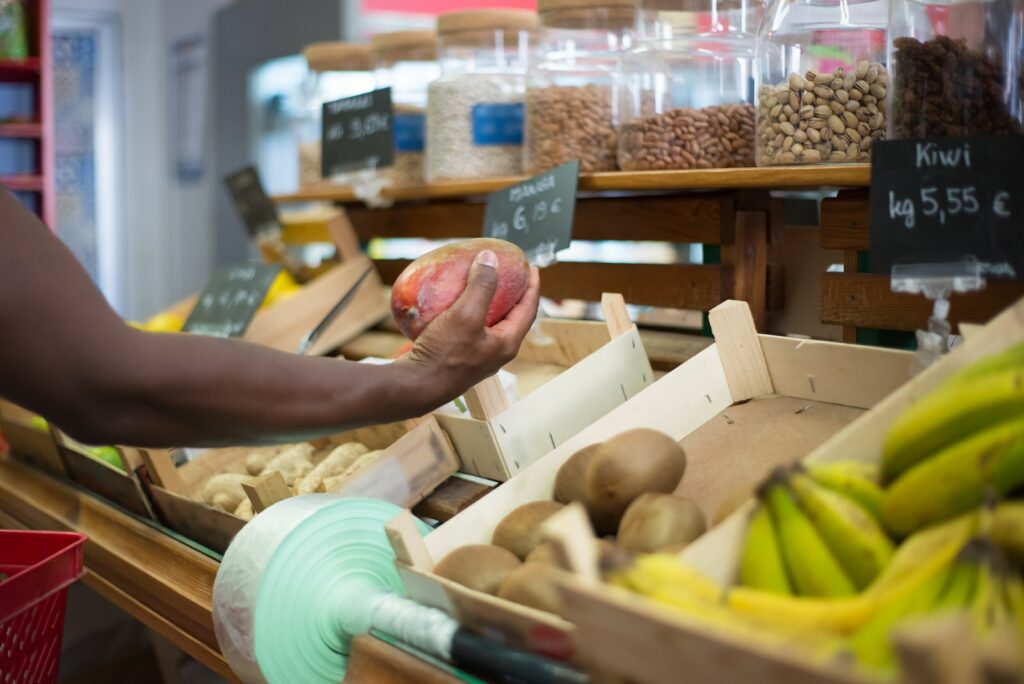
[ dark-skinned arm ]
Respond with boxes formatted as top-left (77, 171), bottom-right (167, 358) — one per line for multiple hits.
top-left (0, 188), bottom-right (540, 447)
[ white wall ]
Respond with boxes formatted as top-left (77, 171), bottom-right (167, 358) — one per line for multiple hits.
top-left (52, 0), bottom-right (227, 319)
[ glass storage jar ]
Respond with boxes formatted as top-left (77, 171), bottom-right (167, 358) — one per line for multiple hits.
top-left (525, 0), bottom-right (637, 174)
top-left (298, 42), bottom-right (375, 188)
top-left (373, 30), bottom-right (440, 185)
top-left (426, 10), bottom-right (538, 181)
top-left (618, 0), bottom-right (757, 170)
top-left (888, 0), bottom-right (1024, 139)
top-left (755, 0), bottom-right (889, 165)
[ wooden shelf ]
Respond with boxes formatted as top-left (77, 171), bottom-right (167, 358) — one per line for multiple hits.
top-left (0, 122), bottom-right (42, 138)
top-left (273, 165), bottom-right (871, 204)
top-left (0, 57), bottom-right (42, 81)
top-left (0, 174), bottom-right (44, 191)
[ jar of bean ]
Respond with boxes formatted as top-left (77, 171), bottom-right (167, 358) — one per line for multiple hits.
top-left (618, 0), bottom-right (758, 170)
top-left (372, 30), bottom-right (440, 185)
top-left (888, 0), bottom-right (1023, 139)
top-left (298, 42), bottom-right (376, 189)
top-left (756, 0), bottom-right (889, 165)
top-left (525, 0), bottom-right (637, 174)
top-left (426, 10), bottom-right (538, 182)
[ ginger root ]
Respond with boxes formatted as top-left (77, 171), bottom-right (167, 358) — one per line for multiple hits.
top-left (322, 450), bottom-right (383, 492)
top-left (245, 445), bottom-right (291, 476)
top-left (262, 443), bottom-right (316, 486)
top-left (294, 442), bottom-right (369, 495)
top-left (234, 497), bottom-right (254, 521)
top-left (200, 473), bottom-right (252, 512)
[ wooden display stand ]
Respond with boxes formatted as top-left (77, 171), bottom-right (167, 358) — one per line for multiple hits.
top-left (385, 299), bottom-right (915, 657)
top-left (551, 296), bottom-right (1024, 684)
top-left (440, 293), bottom-right (654, 480)
top-left (819, 189), bottom-right (1024, 342)
top-left (139, 416), bottom-right (459, 554)
top-left (0, 399), bottom-right (65, 475)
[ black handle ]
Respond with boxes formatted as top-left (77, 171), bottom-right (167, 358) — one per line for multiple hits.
top-left (450, 628), bottom-right (589, 684)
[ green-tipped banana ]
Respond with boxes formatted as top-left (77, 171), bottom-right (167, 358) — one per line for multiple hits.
top-left (868, 510), bottom-right (978, 596)
top-left (739, 504), bottom-right (793, 594)
top-left (848, 559), bottom-right (952, 671)
top-left (945, 341), bottom-right (1024, 387)
top-left (765, 484), bottom-right (856, 598)
top-left (881, 367), bottom-right (1024, 483)
top-left (883, 417), bottom-right (1024, 536)
top-left (789, 472), bottom-right (895, 590)
top-left (992, 500), bottom-right (1024, 563)
top-left (930, 549), bottom-right (979, 612)
top-left (806, 461), bottom-right (885, 522)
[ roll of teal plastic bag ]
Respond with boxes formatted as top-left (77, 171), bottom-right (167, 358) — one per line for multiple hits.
top-left (212, 495), bottom-right (430, 684)
top-left (0, 1), bottom-right (28, 60)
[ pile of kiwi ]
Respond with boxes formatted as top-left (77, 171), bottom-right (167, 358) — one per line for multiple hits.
top-left (433, 429), bottom-right (705, 619)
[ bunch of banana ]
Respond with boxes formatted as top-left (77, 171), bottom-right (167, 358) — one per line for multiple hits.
top-left (739, 464), bottom-right (894, 597)
top-left (881, 342), bottom-right (1024, 536)
top-left (849, 536), bottom-right (1024, 674)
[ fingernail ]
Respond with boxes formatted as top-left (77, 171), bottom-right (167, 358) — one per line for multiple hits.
top-left (476, 250), bottom-right (498, 268)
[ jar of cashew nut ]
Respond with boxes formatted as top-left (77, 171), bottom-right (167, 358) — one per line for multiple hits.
top-left (372, 30), bottom-right (440, 185)
top-left (755, 0), bottom-right (889, 165)
top-left (525, 0), bottom-right (636, 174)
top-left (618, 0), bottom-right (758, 170)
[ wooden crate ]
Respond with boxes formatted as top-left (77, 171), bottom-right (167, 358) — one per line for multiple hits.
top-left (0, 400), bottom-right (66, 476)
top-left (819, 189), bottom-right (1024, 343)
top-left (553, 295), bottom-right (1024, 684)
top-left (139, 416), bottom-right (459, 554)
top-left (52, 428), bottom-right (156, 520)
top-left (435, 293), bottom-right (654, 481)
top-left (386, 299), bottom-right (915, 657)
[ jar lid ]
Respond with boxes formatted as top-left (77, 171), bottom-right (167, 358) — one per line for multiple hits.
top-left (371, 30), bottom-right (439, 59)
top-left (538, 0), bottom-right (637, 13)
top-left (437, 9), bottom-right (539, 36)
top-left (303, 42), bottom-right (373, 72)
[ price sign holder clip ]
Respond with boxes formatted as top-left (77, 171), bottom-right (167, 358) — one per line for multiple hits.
top-left (891, 257), bottom-right (986, 375)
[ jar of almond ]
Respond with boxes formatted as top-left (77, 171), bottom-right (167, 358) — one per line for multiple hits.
top-left (525, 0), bottom-right (636, 174)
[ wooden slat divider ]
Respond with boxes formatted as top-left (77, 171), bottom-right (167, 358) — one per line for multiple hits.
top-left (347, 194), bottom-right (726, 244)
top-left (374, 259), bottom-right (730, 311)
top-left (820, 189), bottom-right (870, 250)
top-left (820, 273), bottom-right (1024, 331)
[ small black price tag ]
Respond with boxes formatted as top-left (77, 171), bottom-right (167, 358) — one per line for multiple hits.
top-left (321, 88), bottom-right (395, 177)
top-left (870, 136), bottom-right (1024, 278)
top-left (483, 160), bottom-right (579, 265)
top-left (183, 263), bottom-right (283, 338)
top-left (224, 166), bottom-right (280, 238)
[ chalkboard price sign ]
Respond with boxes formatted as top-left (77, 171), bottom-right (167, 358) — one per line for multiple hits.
top-left (224, 166), bottom-right (280, 238)
top-left (321, 88), bottom-right (395, 177)
top-left (183, 263), bottom-right (282, 338)
top-left (870, 136), bottom-right (1024, 279)
top-left (483, 160), bottom-right (579, 265)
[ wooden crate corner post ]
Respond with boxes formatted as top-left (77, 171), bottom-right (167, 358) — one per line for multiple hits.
top-left (386, 509), bottom-right (436, 572)
top-left (138, 448), bottom-right (187, 494)
top-left (707, 300), bottom-right (774, 402)
top-left (242, 471), bottom-right (290, 514)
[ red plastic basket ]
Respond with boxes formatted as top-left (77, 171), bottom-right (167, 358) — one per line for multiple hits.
top-left (0, 530), bottom-right (87, 684)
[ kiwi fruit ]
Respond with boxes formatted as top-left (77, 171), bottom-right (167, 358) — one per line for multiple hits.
top-left (497, 563), bottom-right (567, 618)
top-left (554, 444), bottom-right (600, 504)
top-left (526, 538), bottom-right (617, 569)
top-left (492, 501), bottom-right (565, 559)
top-left (584, 429), bottom-right (687, 535)
top-left (616, 493), bottom-right (706, 553)
top-left (433, 544), bottom-right (521, 595)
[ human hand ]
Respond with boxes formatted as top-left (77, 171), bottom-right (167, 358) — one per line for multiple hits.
top-left (396, 250), bottom-right (540, 409)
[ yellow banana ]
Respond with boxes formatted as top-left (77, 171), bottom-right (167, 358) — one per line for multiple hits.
top-left (882, 417), bottom-right (1024, 536)
top-left (944, 340), bottom-right (1024, 388)
top-left (606, 553), bottom-right (724, 604)
top-left (881, 367), bottom-right (1024, 483)
top-left (765, 484), bottom-right (856, 597)
top-left (868, 509), bottom-right (978, 596)
top-left (805, 460), bottom-right (885, 522)
top-left (725, 587), bottom-right (878, 634)
top-left (739, 503), bottom-right (793, 594)
top-left (992, 500), bottom-right (1024, 564)
top-left (789, 472), bottom-right (894, 590)
top-left (847, 559), bottom-right (954, 671)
